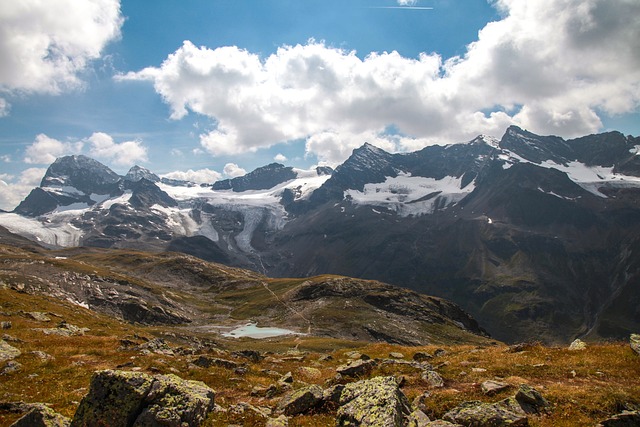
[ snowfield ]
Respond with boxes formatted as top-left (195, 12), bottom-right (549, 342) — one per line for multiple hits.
top-left (345, 173), bottom-right (475, 217)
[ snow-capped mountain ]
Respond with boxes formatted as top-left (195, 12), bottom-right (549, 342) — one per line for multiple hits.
top-left (1, 126), bottom-right (640, 343)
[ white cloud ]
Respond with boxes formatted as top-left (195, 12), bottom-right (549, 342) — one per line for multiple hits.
top-left (0, 0), bottom-right (123, 97)
top-left (397, 0), bottom-right (418, 5)
top-left (161, 168), bottom-right (221, 184)
top-left (1, 154), bottom-right (10, 163)
top-left (223, 163), bottom-right (247, 178)
top-left (274, 153), bottom-right (287, 162)
top-left (120, 0), bottom-right (640, 164)
top-left (0, 167), bottom-right (47, 211)
top-left (86, 132), bottom-right (148, 166)
top-left (24, 134), bottom-right (83, 164)
top-left (0, 97), bottom-right (9, 117)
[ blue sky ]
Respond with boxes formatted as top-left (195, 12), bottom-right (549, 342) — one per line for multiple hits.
top-left (0, 0), bottom-right (639, 210)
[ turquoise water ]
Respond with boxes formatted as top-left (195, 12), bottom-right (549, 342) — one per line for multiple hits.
top-left (222, 323), bottom-right (301, 339)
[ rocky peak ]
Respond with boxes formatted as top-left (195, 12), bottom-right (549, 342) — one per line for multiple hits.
top-left (212, 163), bottom-right (297, 192)
top-left (499, 126), bottom-right (572, 165)
top-left (41, 155), bottom-right (121, 195)
top-left (125, 165), bottom-right (160, 183)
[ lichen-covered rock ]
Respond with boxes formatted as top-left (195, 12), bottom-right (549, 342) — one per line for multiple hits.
top-left (514, 384), bottom-right (549, 414)
top-left (135, 374), bottom-right (216, 426)
top-left (568, 339), bottom-right (587, 351)
top-left (630, 334), bottom-right (640, 356)
top-left (192, 355), bottom-right (239, 370)
top-left (277, 385), bottom-right (323, 416)
top-left (336, 359), bottom-right (376, 377)
top-left (0, 339), bottom-right (21, 362)
top-left (25, 312), bottom-right (51, 322)
top-left (70, 370), bottom-right (215, 427)
top-left (425, 421), bottom-right (463, 427)
top-left (422, 370), bottom-right (444, 388)
top-left (2, 360), bottom-right (22, 374)
top-left (10, 405), bottom-right (71, 427)
top-left (407, 409), bottom-right (431, 427)
top-left (266, 415), bottom-right (289, 427)
top-left (442, 400), bottom-right (529, 427)
top-left (413, 352), bottom-right (433, 362)
top-left (337, 376), bottom-right (412, 427)
top-left (597, 410), bottom-right (640, 426)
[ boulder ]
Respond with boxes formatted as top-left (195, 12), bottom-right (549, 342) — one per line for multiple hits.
top-left (425, 421), bottom-right (463, 426)
top-left (630, 334), bottom-right (640, 356)
top-left (2, 360), bottom-right (22, 374)
top-left (481, 380), bottom-right (510, 395)
top-left (192, 356), bottom-right (239, 370)
top-left (514, 384), bottom-right (549, 414)
top-left (336, 359), bottom-right (376, 377)
top-left (407, 409), bottom-right (431, 427)
top-left (389, 352), bottom-right (405, 359)
top-left (277, 385), bottom-right (323, 416)
top-left (10, 405), bottom-right (71, 427)
top-left (232, 349), bottom-right (264, 363)
top-left (568, 339), bottom-right (587, 351)
top-left (25, 312), bottom-right (52, 322)
top-left (0, 339), bottom-right (21, 362)
top-left (413, 352), bottom-right (433, 362)
top-left (1, 321), bottom-right (11, 329)
top-left (71, 370), bottom-right (215, 427)
top-left (337, 376), bottom-right (412, 427)
top-left (442, 400), bottom-right (528, 427)
top-left (597, 410), bottom-right (640, 426)
top-left (422, 370), bottom-right (444, 388)
top-left (266, 415), bottom-right (289, 427)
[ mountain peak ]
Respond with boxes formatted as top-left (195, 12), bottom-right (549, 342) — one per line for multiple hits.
top-left (125, 165), bottom-right (160, 183)
top-left (41, 155), bottom-right (121, 194)
top-left (212, 163), bottom-right (297, 192)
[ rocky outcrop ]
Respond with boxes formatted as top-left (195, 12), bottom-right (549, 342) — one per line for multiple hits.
top-left (442, 384), bottom-right (548, 427)
top-left (568, 339), bottom-right (587, 351)
top-left (70, 370), bottom-right (215, 427)
top-left (10, 405), bottom-right (71, 427)
top-left (630, 334), bottom-right (640, 356)
top-left (336, 359), bottom-right (377, 377)
top-left (597, 410), bottom-right (640, 426)
top-left (277, 385), bottom-right (323, 416)
top-left (336, 376), bottom-right (413, 427)
top-left (0, 339), bottom-right (20, 362)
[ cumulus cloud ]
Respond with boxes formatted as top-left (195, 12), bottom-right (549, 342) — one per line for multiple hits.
top-left (223, 163), bottom-right (247, 178)
top-left (24, 134), bottom-right (83, 164)
top-left (0, 167), bottom-right (47, 211)
top-left (0, 97), bottom-right (9, 117)
top-left (161, 168), bottom-right (221, 184)
top-left (397, 0), bottom-right (418, 5)
top-left (0, 0), bottom-right (123, 96)
top-left (120, 0), bottom-right (640, 165)
top-left (86, 132), bottom-right (148, 166)
top-left (274, 153), bottom-right (287, 162)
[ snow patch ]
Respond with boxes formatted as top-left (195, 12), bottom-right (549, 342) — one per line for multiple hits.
top-left (0, 213), bottom-right (83, 247)
top-left (345, 173), bottom-right (475, 217)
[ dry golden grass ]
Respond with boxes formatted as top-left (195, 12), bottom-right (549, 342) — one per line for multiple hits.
top-left (1, 287), bottom-right (639, 426)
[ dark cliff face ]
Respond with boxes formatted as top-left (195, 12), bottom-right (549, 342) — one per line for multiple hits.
top-left (41, 155), bottom-right (122, 194)
top-left (212, 163), bottom-right (297, 192)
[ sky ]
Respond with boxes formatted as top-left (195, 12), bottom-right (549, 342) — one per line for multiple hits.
top-left (0, 0), bottom-right (639, 210)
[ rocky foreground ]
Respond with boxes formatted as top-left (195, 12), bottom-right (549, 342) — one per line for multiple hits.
top-left (1, 287), bottom-right (640, 426)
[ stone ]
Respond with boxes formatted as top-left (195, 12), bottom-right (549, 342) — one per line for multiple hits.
top-left (322, 384), bottom-right (345, 406)
top-left (422, 370), bottom-right (444, 388)
top-left (25, 312), bottom-right (51, 322)
top-left (336, 359), bottom-right (376, 377)
top-left (70, 370), bottom-right (215, 427)
top-left (0, 339), bottom-right (21, 362)
top-left (472, 368), bottom-right (487, 373)
top-left (412, 391), bottom-right (431, 413)
top-left (630, 334), bottom-right (640, 356)
top-left (568, 339), bottom-right (587, 351)
top-left (277, 385), bottom-right (323, 416)
top-left (10, 405), bottom-right (71, 427)
top-left (266, 415), bottom-right (289, 427)
top-left (2, 360), bottom-right (22, 374)
top-left (389, 352), bottom-right (405, 359)
top-left (345, 351), bottom-right (362, 359)
top-left (337, 376), bottom-right (412, 427)
top-left (136, 338), bottom-right (174, 356)
top-left (39, 321), bottom-right (88, 337)
top-left (514, 384), bottom-right (549, 414)
top-left (597, 410), bottom-right (640, 426)
top-left (433, 349), bottom-right (447, 357)
top-left (481, 380), bottom-right (510, 395)
top-left (1, 321), bottom-right (11, 329)
top-left (30, 351), bottom-right (54, 361)
top-left (232, 349), bottom-right (264, 363)
top-left (298, 366), bottom-right (322, 379)
top-left (413, 352), bottom-right (433, 362)
top-left (407, 409), bottom-right (431, 427)
top-left (280, 371), bottom-right (294, 383)
top-left (192, 355), bottom-right (239, 370)
top-left (442, 400), bottom-right (528, 427)
top-left (425, 421), bottom-right (463, 426)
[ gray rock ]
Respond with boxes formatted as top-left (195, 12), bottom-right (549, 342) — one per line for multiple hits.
top-left (25, 312), bottom-right (51, 322)
top-left (10, 405), bottom-right (71, 427)
top-left (514, 384), bottom-right (549, 414)
top-left (442, 400), bottom-right (528, 427)
top-left (232, 349), bottom-right (264, 362)
top-left (277, 385), bottom-right (323, 416)
top-left (38, 321), bottom-right (88, 337)
top-left (2, 360), bottom-right (23, 374)
top-left (192, 355), bottom-right (239, 370)
top-left (630, 334), bottom-right (640, 356)
top-left (336, 359), bottom-right (376, 377)
top-left (30, 351), bottom-right (54, 361)
top-left (389, 352), bottom-right (405, 359)
top-left (481, 380), bottom-right (510, 395)
top-left (0, 339), bottom-right (21, 362)
top-left (413, 352), bottom-right (433, 362)
top-left (425, 421), bottom-right (463, 427)
top-left (422, 370), bottom-right (444, 388)
top-left (266, 415), bottom-right (289, 427)
top-left (1, 321), bottom-right (11, 329)
top-left (568, 339), bottom-right (587, 351)
top-left (597, 410), bottom-right (640, 426)
top-left (407, 409), bottom-right (431, 427)
top-left (280, 371), bottom-right (294, 383)
top-left (71, 370), bottom-right (215, 427)
top-left (337, 376), bottom-right (412, 427)
top-left (322, 384), bottom-right (346, 406)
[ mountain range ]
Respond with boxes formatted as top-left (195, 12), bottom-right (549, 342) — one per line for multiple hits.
top-left (1, 125), bottom-right (639, 344)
